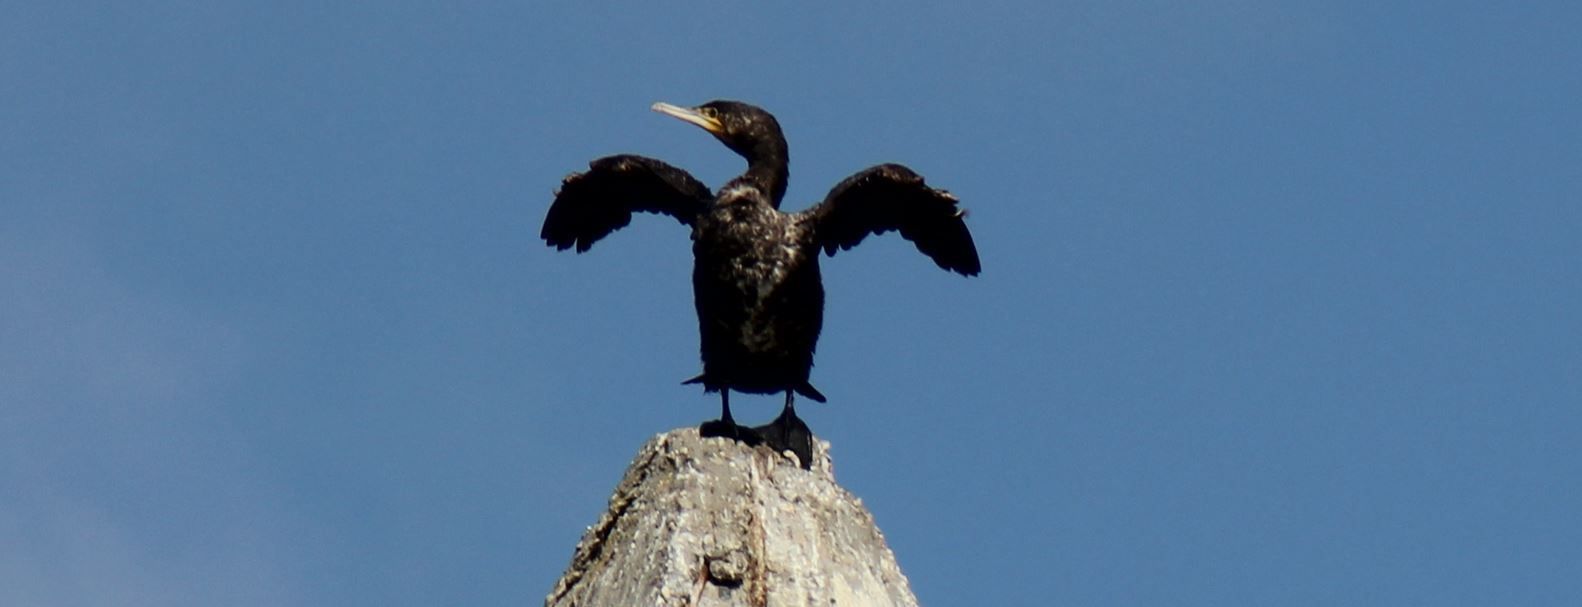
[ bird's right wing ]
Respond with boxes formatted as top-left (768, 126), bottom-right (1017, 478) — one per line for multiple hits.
top-left (541, 155), bottom-right (712, 252)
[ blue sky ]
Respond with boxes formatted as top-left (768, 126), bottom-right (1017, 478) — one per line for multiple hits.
top-left (4, 2), bottom-right (1579, 605)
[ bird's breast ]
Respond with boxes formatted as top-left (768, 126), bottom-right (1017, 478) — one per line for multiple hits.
top-left (694, 202), bottom-right (820, 304)
top-left (691, 201), bottom-right (825, 357)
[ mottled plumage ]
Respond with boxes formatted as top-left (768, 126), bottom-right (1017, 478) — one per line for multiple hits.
top-left (541, 100), bottom-right (980, 467)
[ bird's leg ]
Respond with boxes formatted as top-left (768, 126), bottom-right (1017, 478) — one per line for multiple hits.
top-left (754, 390), bottom-right (814, 469)
top-left (699, 390), bottom-right (761, 446)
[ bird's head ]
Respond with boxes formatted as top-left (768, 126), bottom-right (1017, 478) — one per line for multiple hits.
top-left (652, 100), bottom-right (786, 163)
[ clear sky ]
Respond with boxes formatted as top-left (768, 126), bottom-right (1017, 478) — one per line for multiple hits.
top-left (4, 2), bottom-right (1579, 605)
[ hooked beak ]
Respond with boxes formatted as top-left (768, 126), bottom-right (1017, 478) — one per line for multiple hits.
top-left (652, 102), bottom-right (724, 135)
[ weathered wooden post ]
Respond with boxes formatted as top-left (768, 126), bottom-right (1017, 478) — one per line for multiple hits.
top-left (545, 429), bottom-right (918, 607)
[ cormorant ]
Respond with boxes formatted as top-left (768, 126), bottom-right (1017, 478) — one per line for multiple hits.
top-left (541, 100), bottom-right (980, 468)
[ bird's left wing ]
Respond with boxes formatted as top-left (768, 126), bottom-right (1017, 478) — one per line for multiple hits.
top-left (541, 154), bottom-right (712, 252)
top-left (802, 164), bottom-right (981, 276)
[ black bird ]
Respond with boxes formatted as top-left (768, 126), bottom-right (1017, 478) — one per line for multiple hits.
top-left (541, 100), bottom-right (980, 467)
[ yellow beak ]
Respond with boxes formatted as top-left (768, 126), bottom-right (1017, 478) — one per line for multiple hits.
top-left (652, 102), bottom-right (724, 135)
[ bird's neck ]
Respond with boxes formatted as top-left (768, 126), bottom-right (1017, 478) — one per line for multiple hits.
top-left (741, 140), bottom-right (789, 208)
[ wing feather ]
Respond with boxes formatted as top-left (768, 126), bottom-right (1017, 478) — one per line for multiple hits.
top-left (803, 164), bottom-right (981, 275)
top-left (540, 155), bottom-right (712, 252)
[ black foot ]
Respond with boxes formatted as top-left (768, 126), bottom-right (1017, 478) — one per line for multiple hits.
top-left (754, 408), bottom-right (814, 469)
top-left (699, 418), bottom-right (764, 447)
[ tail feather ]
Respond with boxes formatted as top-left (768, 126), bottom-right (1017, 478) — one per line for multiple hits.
top-left (796, 382), bottom-right (827, 403)
top-left (682, 374), bottom-right (827, 403)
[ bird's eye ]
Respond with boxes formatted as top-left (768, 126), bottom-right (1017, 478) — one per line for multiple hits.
top-left (700, 107), bottom-right (718, 119)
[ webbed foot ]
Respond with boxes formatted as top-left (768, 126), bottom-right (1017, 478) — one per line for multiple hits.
top-left (754, 406), bottom-right (814, 469)
top-left (699, 418), bottom-right (764, 447)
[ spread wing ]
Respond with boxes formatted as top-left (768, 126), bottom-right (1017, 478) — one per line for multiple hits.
top-left (803, 164), bottom-right (981, 276)
top-left (541, 155), bottom-right (713, 252)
